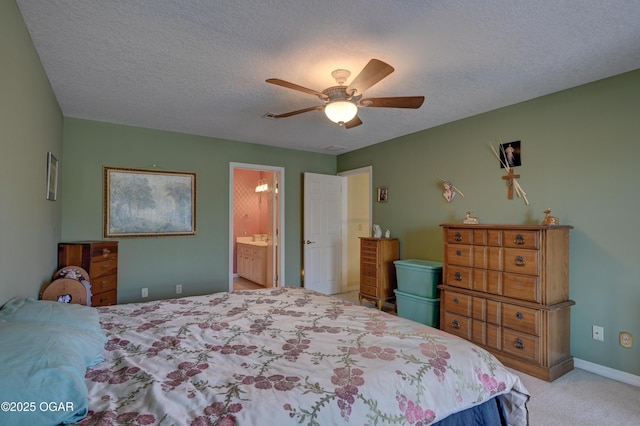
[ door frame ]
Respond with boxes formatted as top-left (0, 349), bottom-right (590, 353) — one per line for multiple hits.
top-left (229, 162), bottom-right (285, 290)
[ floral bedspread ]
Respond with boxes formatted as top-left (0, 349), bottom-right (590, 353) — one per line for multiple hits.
top-left (78, 288), bottom-right (529, 425)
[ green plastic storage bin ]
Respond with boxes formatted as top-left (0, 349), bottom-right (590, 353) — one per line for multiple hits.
top-left (394, 289), bottom-right (440, 328)
top-left (393, 259), bottom-right (442, 298)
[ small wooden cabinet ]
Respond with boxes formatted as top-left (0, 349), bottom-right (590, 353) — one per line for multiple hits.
top-left (237, 243), bottom-right (267, 286)
top-left (58, 241), bottom-right (118, 306)
top-left (358, 238), bottom-right (399, 310)
top-left (439, 224), bottom-right (574, 381)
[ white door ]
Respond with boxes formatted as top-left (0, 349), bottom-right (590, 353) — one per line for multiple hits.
top-left (303, 172), bottom-right (344, 294)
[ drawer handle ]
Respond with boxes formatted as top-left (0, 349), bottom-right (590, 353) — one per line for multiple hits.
top-left (514, 256), bottom-right (526, 266)
top-left (514, 234), bottom-right (525, 245)
top-left (453, 297), bottom-right (459, 304)
top-left (452, 320), bottom-right (461, 329)
top-left (454, 272), bottom-right (462, 281)
top-left (102, 248), bottom-right (111, 255)
top-left (514, 338), bottom-right (525, 350)
top-left (456, 250), bottom-right (462, 256)
top-left (516, 312), bottom-right (524, 320)
top-left (453, 232), bottom-right (462, 242)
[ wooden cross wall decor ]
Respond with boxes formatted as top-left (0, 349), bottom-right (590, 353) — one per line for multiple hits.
top-left (502, 168), bottom-right (520, 199)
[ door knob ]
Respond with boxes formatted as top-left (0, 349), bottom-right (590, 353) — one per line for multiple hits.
top-left (304, 240), bottom-right (316, 244)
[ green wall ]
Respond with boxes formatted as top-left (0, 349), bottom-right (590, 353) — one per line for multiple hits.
top-left (62, 118), bottom-right (335, 302)
top-left (0, 0), bottom-right (63, 303)
top-left (338, 69), bottom-right (640, 376)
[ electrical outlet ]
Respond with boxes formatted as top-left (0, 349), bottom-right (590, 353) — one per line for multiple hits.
top-left (592, 325), bottom-right (604, 341)
top-left (619, 332), bottom-right (633, 348)
top-left (142, 288), bottom-right (148, 298)
top-left (176, 284), bottom-right (182, 294)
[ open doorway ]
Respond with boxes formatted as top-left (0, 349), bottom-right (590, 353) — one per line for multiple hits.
top-left (229, 163), bottom-right (285, 291)
top-left (338, 166), bottom-right (372, 293)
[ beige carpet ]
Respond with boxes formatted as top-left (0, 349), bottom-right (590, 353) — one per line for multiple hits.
top-left (334, 290), bottom-right (640, 425)
top-left (513, 367), bottom-right (640, 426)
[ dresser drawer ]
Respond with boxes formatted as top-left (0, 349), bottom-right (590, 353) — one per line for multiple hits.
top-left (360, 284), bottom-right (378, 297)
top-left (445, 265), bottom-right (472, 289)
top-left (91, 274), bottom-right (117, 294)
top-left (503, 230), bottom-right (540, 250)
top-left (92, 289), bottom-right (117, 307)
top-left (502, 329), bottom-right (540, 363)
top-left (502, 303), bottom-right (540, 335)
top-left (91, 257), bottom-right (118, 279)
top-left (444, 291), bottom-right (471, 316)
top-left (360, 275), bottom-right (377, 287)
top-left (442, 312), bottom-right (471, 340)
top-left (446, 244), bottom-right (473, 267)
top-left (503, 272), bottom-right (540, 302)
top-left (361, 239), bottom-right (378, 249)
top-left (361, 251), bottom-right (377, 262)
top-left (90, 242), bottom-right (118, 261)
top-left (503, 248), bottom-right (539, 275)
top-left (361, 264), bottom-right (377, 278)
top-left (446, 228), bottom-right (473, 244)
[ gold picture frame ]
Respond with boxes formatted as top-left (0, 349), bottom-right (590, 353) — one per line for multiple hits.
top-left (103, 166), bottom-right (196, 238)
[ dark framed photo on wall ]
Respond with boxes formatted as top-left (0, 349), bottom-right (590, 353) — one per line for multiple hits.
top-left (499, 140), bottom-right (521, 168)
top-left (377, 186), bottom-right (388, 203)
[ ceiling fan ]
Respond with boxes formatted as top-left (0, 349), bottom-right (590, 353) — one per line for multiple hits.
top-left (265, 59), bottom-right (424, 128)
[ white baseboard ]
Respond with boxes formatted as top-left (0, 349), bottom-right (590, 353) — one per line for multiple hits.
top-left (574, 358), bottom-right (640, 387)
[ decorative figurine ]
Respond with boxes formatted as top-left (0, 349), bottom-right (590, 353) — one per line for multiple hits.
top-left (442, 181), bottom-right (457, 202)
top-left (373, 224), bottom-right (382, 238)
top-left (463, 210), bottom-right (479, 224)
top-left (541, 208), bottom-right (559, 225)
top-left (384, 229), bottom-right (390, 238)
top-left (435, 175), bottom-right (464, 203)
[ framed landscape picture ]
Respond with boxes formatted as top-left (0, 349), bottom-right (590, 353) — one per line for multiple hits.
top-left (103, 167), bottom-right (196, 238)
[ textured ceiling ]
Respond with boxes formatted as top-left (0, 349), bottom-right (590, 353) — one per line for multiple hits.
top-left (16, 0), bottom-right (640, 154)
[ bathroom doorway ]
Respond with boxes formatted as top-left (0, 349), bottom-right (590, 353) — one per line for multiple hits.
top-left (229, 163), bottom-right (284, 291)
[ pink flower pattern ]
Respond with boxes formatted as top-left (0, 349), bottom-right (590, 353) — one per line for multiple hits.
top-left (396, 394), bottom-right (436, 425)
top-left (81, 288), bottom-right (523, 425)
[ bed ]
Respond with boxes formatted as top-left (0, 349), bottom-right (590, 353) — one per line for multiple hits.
top-left (0, 287), bottom-right (529, 425)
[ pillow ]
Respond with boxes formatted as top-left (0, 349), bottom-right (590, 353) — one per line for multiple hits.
top-left (0, 321), bottom-right (105, 425)
top-left (0, 298), bottom-right (106, 368)
top-left (0, 297), bottom-right (103, 335)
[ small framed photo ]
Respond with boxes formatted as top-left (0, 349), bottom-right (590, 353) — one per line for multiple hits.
top-left (46, 152), bottom-right (58, 201)
top-left (376, 186), bottom-right (388, 203)
top-left (499, 140), bottom-right (521, 168)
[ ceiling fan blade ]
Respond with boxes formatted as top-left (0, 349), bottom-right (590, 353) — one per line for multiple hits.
top-left (346, 59), bottom-right (395, 96)
top-left (344, 115), bottom-right (363, 129)
top-left (266, 79), bottom-right (328, 100)
top-left (360, 96), bottom-right (425, 109)
top-left (269, 105), bottom-right (324, 118)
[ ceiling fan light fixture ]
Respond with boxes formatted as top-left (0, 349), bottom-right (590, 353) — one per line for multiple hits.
top-left (324, 100), bottom-right (358, 125)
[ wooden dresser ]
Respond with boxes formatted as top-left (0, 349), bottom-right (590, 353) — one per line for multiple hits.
top-left (58, 241), bottom-right (118, 306)
top-left (358, 238), bottom-right (399, 310)
top-left (439, 224), bottom-right (574, 381)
